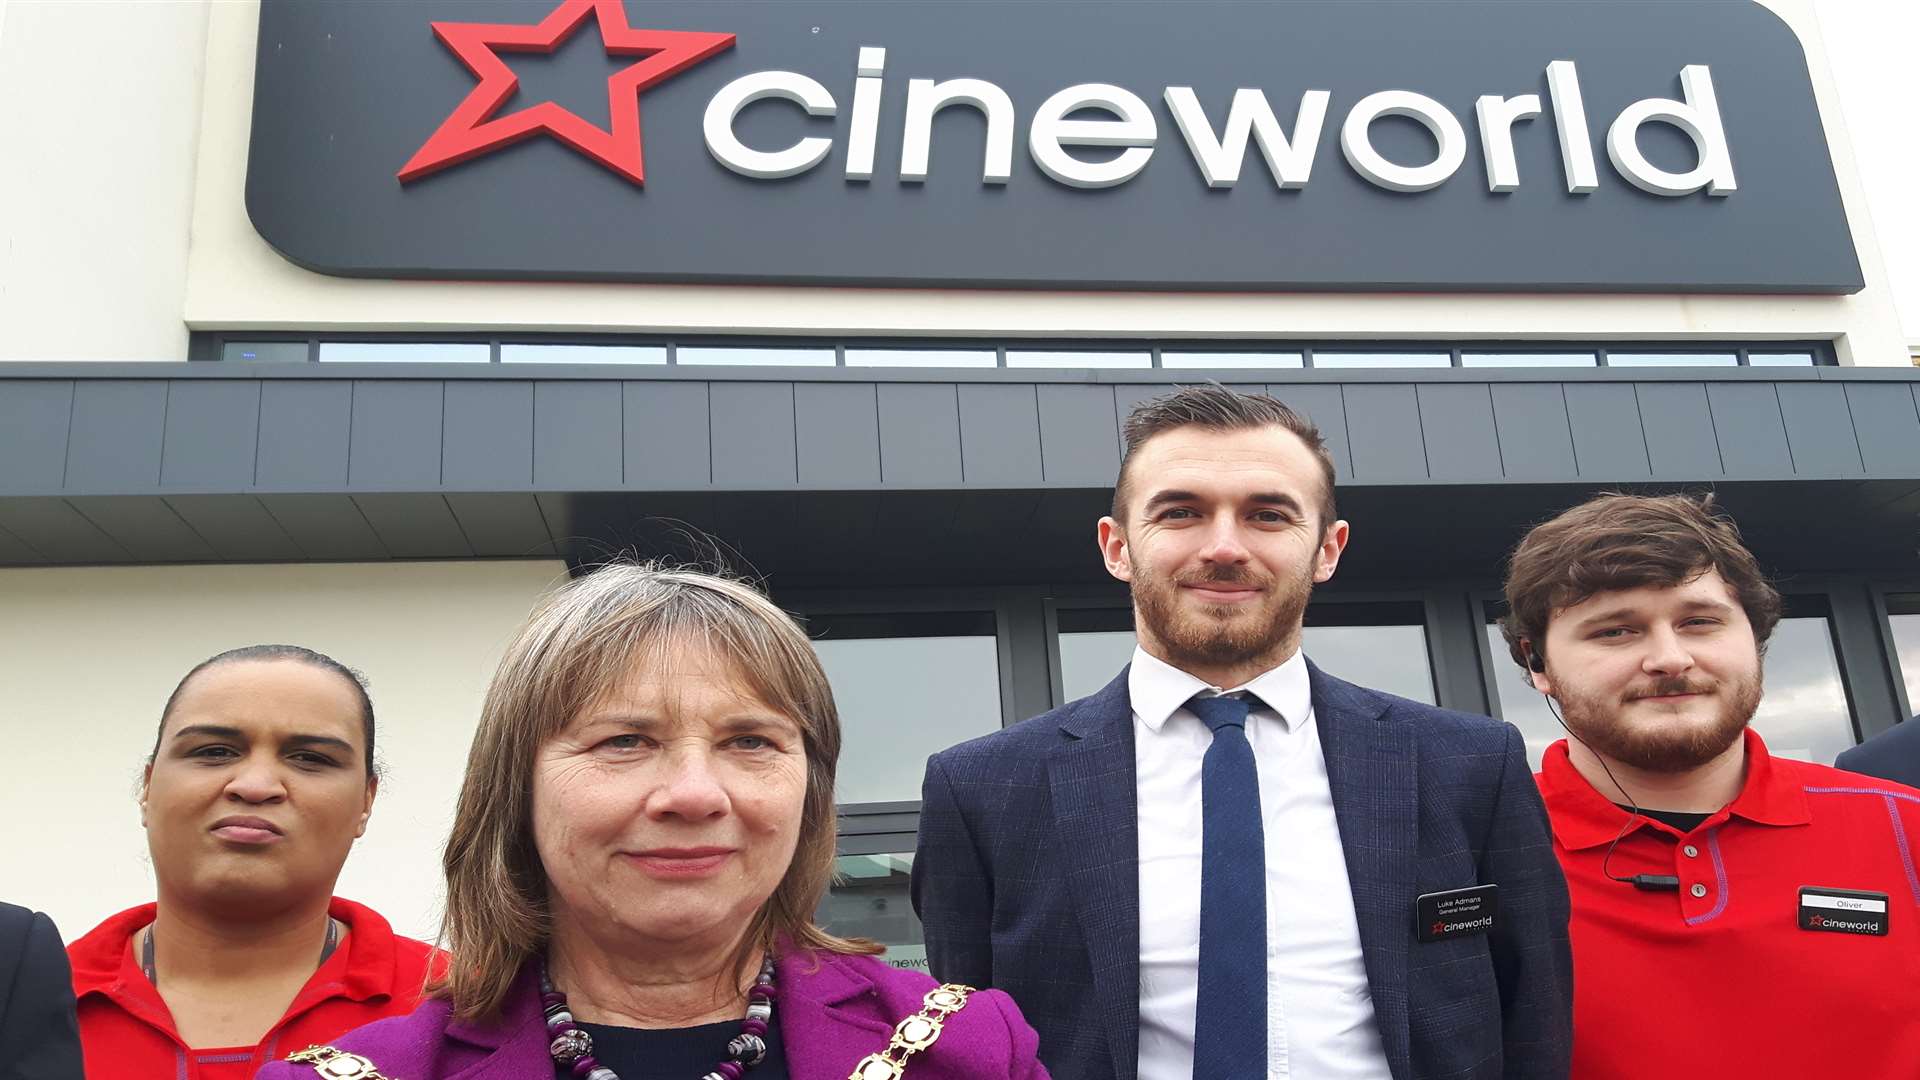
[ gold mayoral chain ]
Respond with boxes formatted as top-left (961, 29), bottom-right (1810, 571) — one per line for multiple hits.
top-left (285, 1045), bottom-right (397, 1080)
top-left (846, 983), bottom-right (976, 1080)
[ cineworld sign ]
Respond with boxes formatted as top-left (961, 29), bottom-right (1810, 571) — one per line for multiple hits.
top-left (248, 0), bottom-right (1862, 292)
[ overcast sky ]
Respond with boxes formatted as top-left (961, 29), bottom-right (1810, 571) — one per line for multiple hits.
top-left (1815, 1), bottom-right (1919, 342)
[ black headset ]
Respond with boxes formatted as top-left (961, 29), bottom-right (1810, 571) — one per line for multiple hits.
top-left (1522, 641), bottom-right (1680, 893)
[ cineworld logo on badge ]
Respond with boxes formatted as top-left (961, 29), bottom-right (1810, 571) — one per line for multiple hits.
top-left (399, 0), bottom-right (1738, 199)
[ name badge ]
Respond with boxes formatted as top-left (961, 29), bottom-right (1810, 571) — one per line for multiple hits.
top-left (1798, 886), bottom-right (1889, 936)
top-left (1416, 884), bottom-right (1499, 943)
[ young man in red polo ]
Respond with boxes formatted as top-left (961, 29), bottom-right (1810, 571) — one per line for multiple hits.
top-left (1499, 493), bottom-right (1920, 1078)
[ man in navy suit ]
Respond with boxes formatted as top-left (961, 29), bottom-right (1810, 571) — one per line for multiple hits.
top-left (913, 385), bottom-right (1571, 1080)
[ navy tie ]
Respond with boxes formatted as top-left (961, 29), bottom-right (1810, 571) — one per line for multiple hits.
top-left (1188, 692), bottom-right (1266, 1078)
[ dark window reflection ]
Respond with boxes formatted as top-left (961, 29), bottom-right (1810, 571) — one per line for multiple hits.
top-left (817, 853), bottom-right (926, 972)
top-left (1884, 594), bottom-right (1920, 717)
top-left (1056, 601), bottom-right (1434, 704)
top-left (804, 612), bottom-right (1001, 806)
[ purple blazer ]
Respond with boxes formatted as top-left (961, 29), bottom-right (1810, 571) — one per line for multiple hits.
top-left (255, 949), bottom-right (1047, 1080)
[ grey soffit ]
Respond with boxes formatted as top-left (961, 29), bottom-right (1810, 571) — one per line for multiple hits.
top-left (4, 371), bottom-right (1919, 502)
top-left (245, 0), bottom-right (1860, 293)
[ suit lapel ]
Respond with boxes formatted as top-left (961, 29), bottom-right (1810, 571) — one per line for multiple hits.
top-left (776, 952), bottom-right (895, 1080)
top-left (1047, 669), bottom-right (1141, 1080)
top-left (1310, 661), bottom-right (1416, 1080)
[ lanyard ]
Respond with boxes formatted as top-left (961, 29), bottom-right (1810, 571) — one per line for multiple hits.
top-left (141, 916), bottom-right (341, 985)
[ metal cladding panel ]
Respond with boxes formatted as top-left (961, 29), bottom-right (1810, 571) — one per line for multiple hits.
top-left (444, 381), bottom-right (534, 488)
top-left (258, 494), bottom-right (391, 560)
top-left (353, 493), bottom-right (474, 557)
top-left (534, 381), bottom-right (623, 489)
top-left (1635, 383), bottom-right (1724, 478)
top-left (1563, 383), bottom-right (1652, 479)
top-left (65, 381), bottom-right (167, 492)
top-left (624, 381), bottom-right (712, 487)
top-left (1341, 385), bottom-right (1427, 482)
top-left (1268, 384), bottom-right (1352, 482)
top-left (0, 498), bottom-right (130, 563)
top-left (160, 381), bottom-right (263, 490)
top-left (66, 497), bottom-right (218, 562)
top-left (958, 385), bottom-right (1043, 485)
top-left (0, 381), bottom-right (73, 493)
top-left (164, 495), bottom-right (304, 561)
top-left (1112, 384), bottom-right (1164, 458)
top-left (246, 0), bottom-right (1861, 294)
top-left (1037, 385), bottom-right (1121, 485)
top-left (1416, 384), bottom-right (1501, 481)
top-left (446, 492), bottom-right (557, 557)
top-left (710, 383), bottom-right (798, 487)
top-left (349, 380), bottom-right (444, 488)
top-left (1489, 384), bottom-right (1578, 481)
top-left (1845, 384), bottom-right (1920, 476)
top-left (1706, 382), bottom-right (1793, 477)
top-left (877, 384), bottom-right (963, 485)
top-left (257, 382), bottom-right (353, 488)
top-left (795, 383), bottom-right (882, 486)
top-left (1775, 382), bottom-right (1865, 478)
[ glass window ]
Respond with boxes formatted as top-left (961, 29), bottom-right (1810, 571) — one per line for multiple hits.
top-left (1605, 352), bottom-right (1738, 367)
top-left (1311, 352), bottom-right (1452, 369)
top-left (1884, 594), bottom-right (1920, 716)
top-left (845, 348), bottom-right (997, 368)
top-left (808, 612), bottom-right (1002, 804)
top-left (817, 852), bottom-right (926, 972)
top-left (1747, 352), bottom-right (1817, 367)
top-left (1161, 351), bottom-right (1305, 369)
top-left (1483, 597), bottom-right (1857, 769)
top-left (1006, 350), bottom-right (1153, 369)
top-left (499, 344), bottom-right (666, 364)
top-left (1055, 602), bottom-right (1435, 704)
top-left (1461, 353), bottom-right (1598, 368)
top-left (221, 341), bottom-right (309, 363)
top-left (676, 346), bottom-right (836, 367)
top-left (318, 342), bottom-right (490, 363)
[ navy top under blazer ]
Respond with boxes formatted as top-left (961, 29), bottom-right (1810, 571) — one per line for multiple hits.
top-left (912, 662), bottom-right (1573, 1080)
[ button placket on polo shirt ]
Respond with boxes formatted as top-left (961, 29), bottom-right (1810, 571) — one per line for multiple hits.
top-left (1677, 826), bottom-right (1727, 924)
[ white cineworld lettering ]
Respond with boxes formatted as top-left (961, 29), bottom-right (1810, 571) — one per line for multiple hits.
top-left (1029, 84), bottom-right (1157, 189)
top-left (1605, 65), bottom-right (1735, 196)
top-left (698, 53), bottom-right (1737, 197)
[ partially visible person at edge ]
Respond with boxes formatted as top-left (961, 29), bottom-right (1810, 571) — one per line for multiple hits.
top-left (1500, 493), bottom-right (1920, 1079)
top-left (257, 564), bottom-right (1047, 1080)
top-left (1835, 711), bottom-right (1920, 789)
top-left (915, 384), bottom-right (1572, 1080)
top-left (65, 645), bottom-right (438, 1080)
top-left (1, 901), bottom-right (85, 1079)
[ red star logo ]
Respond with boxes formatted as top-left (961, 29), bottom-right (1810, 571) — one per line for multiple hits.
top-left (1431, 921), bottom-right (1446, 936)
top-left (398, 0), bottom-right (734, 186)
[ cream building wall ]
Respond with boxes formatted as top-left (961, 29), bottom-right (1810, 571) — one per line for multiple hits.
top-left (0, 0), bottom-right (1908, 365)
top-left (0, 559), bottom-right (567, 942)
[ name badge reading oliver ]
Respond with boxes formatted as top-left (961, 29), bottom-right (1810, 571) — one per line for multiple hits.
top-left (1416, 884), bottom-right (1499, 943)
top-left (1798, 886), bottom-right (1889, 936)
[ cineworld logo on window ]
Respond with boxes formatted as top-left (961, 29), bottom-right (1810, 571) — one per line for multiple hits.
top-left (247, 0), bottom-right (1861, 292)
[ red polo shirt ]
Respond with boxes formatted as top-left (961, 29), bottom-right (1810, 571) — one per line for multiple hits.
top-left (1536, 729), bottom-right (1920, 1079)
top-left (68, 896), bottom-right (440, 1080)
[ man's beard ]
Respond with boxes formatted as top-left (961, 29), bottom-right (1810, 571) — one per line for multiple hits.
top-left (1131, 558), bottom-right (1315, 674)
top-left (1554, 668), bottom-right (1763, 773)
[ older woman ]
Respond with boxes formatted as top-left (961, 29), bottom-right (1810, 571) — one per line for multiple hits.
top-left (259, 565), bottom-right (1045, 1080)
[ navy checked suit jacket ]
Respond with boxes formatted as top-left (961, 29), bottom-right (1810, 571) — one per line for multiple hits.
top-left (912, 662), bottom-right (1572, 1080)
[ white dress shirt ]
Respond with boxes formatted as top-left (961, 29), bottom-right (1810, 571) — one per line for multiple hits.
top-left (1131, 646), bottom-right (1391, 1080)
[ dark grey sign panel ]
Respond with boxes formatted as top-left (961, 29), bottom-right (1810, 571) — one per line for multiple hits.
top-left (246, 0), bottom-right (1861, 292)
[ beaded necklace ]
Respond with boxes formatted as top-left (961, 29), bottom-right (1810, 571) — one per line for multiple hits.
top-left (541, 955), bottom-right (778, 1080)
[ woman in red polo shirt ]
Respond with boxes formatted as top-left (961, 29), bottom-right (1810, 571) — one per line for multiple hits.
top-left (65, 645), bottom-right (438, 1080)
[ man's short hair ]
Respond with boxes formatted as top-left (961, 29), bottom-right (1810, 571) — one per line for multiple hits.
top-left (1499, 492), bottom-right (1783, 670)
top-left (1113, 384), bottom-right (1337, 527)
